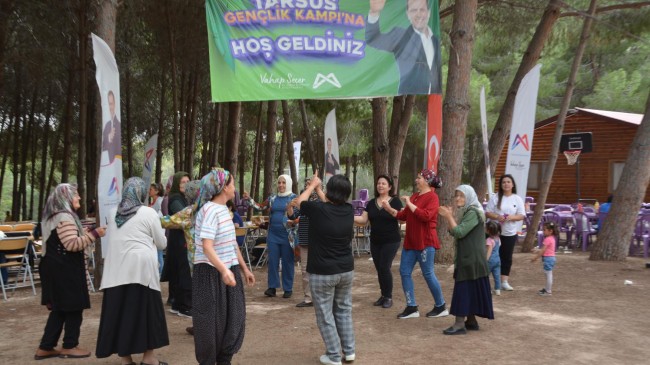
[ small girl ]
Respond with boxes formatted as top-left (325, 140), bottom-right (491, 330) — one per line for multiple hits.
top-left (531, 222), bottom-right (558, 296)
top-left (485, 221), bottom-right (502, 295)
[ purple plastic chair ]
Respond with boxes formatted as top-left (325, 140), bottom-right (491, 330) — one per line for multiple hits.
top-left (571, 211), bottom-right (597, 251)
top-left (358, 189), bottom-right (369, 202)
top-left (554, 205), bottom-right (572, 213)
top-left (631, 214), bottom-right (650, 258)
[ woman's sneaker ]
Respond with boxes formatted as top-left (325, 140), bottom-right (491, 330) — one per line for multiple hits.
top-left (537, 288), bottom-right (552, 296)
top-left (502, 282), bottom-right (514, 291)
top-left (493, 289), bottom-right (501, 296)
top-left (426, 304), bottom-right (449, 318)
top-left (397, 306), bottom-right (420, 319)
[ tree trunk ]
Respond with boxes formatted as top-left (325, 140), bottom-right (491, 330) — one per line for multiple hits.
top-left (0, 112), bottom-right (10, 206)
top-left (178, 70), bottom-right (188, 172)
top-left (211, 103), bottom-right (222, 167)
top-left (77, 0), bottom-right (89, 217)
top-left (388, 95), bottom-right (415, 194)
top-left (165, 1), bottom-right (180, 172)
top-left (263, 101), bottom-right (278, 200)
top-left (371, 97), bottom-right (389, 179)
top-left (238, 125), bottom-right (247, 195)
top-left (277, 119), bottom-right (287, 177)
top-left (185, 72), bottom-right (199, 177)
top-left (590, 93), bottom-right (650, 260)
top-left (155, 68), bottom-right (166, 183)
top-left (38, 86), bottom-right (53, 221)
top-left (61, 51), bottom-right (76, 183)
top-left (224, 102), bottom-right (241, 175)
top-left (0, 0), bottom-right (15, 95)
top-left (470, 0), bottom-right (562, 200)
top-left (299, 100), bottom-right (319, 174)
top-left (522, 0), bottom-right (598, 253)
top-left (282, 100), bottom-right (298, 192)
top-left (124, 68), bottom-right (133, 177)
top-left (436, 0), bottom-right (478, 264)
top-left (250, 102), bottom-right (264, 201)
top-left (11, 67), bottom-right (21, 220)
top-left (86, 80), bottom-right (98, 216)
top-left (23, 88), bottom-right (38, 220)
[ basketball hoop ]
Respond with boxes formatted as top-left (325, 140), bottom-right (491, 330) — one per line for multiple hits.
top-left (564, 150), bottom-right (581, 165)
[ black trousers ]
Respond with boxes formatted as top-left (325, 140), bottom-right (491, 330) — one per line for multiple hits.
top-left (499, 235), bottom-right (518, 276)
top-left (39, 309), bottom-right (83, 350)
top-left (370, 241), bottom-right (401, 298)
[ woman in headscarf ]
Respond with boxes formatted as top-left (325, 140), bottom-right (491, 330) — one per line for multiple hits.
top-left (438, 185), bottom-right (494, 335)
top-left (246, 174), bottom-right (299, 298)
top-left (96, 177), bottom-right (169, 364)
top-left (193, 168), bottom-right (255, 365)
top-left (382, 169), bottom-right (448, 319)
top-left (161, 171), bottom-right (192, 317)
top-left (35, 184), bottom-right (106, 360)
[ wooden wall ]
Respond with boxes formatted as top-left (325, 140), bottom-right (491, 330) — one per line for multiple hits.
top-left (494, 113), bottom-right (650, 204)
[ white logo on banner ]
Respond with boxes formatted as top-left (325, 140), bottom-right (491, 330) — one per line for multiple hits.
top-left (313, 73), bottom-right (341, 89)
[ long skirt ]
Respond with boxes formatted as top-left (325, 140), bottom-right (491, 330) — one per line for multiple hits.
top-left (449, 276), bottom-right (494, 319)
top-left (193, 263), bottom-right (246, 365)
top-left (95, 284), bottom-right (169, 358)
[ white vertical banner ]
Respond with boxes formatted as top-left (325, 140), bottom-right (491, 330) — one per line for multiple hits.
top-left (323, 109), bottom-right (340, 183)
top-left (293, 141), bottom-right (302, 182)
top-left (480, 87), bottom-right (493, 197)
top-left (505, 64), bottom-right (542, 201)
top-left (92, 33), bottom-right (123, 256)
top-left (142, 134), bottom-right (158, 188)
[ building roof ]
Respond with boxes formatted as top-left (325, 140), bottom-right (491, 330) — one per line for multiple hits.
top-left (535, 108), bottom-right (643, 129)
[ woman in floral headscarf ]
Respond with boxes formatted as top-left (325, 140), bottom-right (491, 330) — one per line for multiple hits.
top-left (35, 184), bottom-right (106, 360)
top-left (96, 177), bottom-right (169, 364)
top-left (382, 169), bottom-right (448, 320)
top-left (439, 185), bottom-right (493, 335)
top-left (193, 168), bottom-right (255, 365)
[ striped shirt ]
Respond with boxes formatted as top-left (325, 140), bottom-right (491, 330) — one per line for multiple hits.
top-left (194, 201), bottom-right (239, 269)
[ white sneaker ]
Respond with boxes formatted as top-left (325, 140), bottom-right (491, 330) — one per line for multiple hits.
top-left (345, 353), bottom-right (355, 362)
top-left (320, 354), bottom-right (342, 365)
top-left (493, 289), bottom-right (501, 296)
top-left (502, 282), bottom-right (514, 291)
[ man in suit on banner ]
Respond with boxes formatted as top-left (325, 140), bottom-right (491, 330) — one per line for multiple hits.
top-left (366, 0), bottom-right (442, 95)
top-left (102, 90), bottom-right (122, 165)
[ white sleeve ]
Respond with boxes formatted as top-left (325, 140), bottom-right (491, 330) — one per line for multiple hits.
top-left (367, 14), bottom-right (379, 23)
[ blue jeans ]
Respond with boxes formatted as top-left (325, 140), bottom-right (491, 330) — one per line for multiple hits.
top-left (400, 247), bottom-right (445, 308)
top-left (157, 249), bottom-right (164, 276)
top-left (310, 271), bottom-right (355, 362)
top-left (488, 258), bottom-right (501, 290)
top-left (542, 256), bottom-right (556, 271)
top-left (267, 240), bottom-right (295, 291)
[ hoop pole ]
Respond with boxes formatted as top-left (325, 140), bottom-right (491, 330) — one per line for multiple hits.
top-left (576, 157), bottom-right (581, 202)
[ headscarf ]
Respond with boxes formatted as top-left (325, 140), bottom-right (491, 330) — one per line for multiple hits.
top-left (41, 184), bottom-right (83, 251)
top-left (115, 177), bottom-right (147, 228)
top-left (169, 171), bottom-right (189, 200)
top-left (196, 168), bottom-right (231, 215)
top-left (455, 184), bottom-right (485, 222)
top-left (183, 180), bottom-right (201, 206)
top-left (277, 174), bottom-right (293, 197)
top-left (420, 169), bottom-right (442, 188)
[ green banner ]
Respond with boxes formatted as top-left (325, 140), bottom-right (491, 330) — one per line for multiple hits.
top-left (206, 0), bottom-right (441, 102)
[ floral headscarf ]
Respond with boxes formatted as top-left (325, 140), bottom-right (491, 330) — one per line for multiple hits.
top-left (455, 184), bottom-right (485, 222)
top-left (41, 184), bottom-right (83, 249)
top-left (115, 177), bottom-right (147, 228)
top-left (196, 168), bottom-right (231, 214)
top-left (421, 169), bottom-right (442, 188)
top-left (183, 180), bottom-right (201, 206)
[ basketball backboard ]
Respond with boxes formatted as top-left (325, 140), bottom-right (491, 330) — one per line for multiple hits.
top-left (560, 132), bottom-right (593, 153)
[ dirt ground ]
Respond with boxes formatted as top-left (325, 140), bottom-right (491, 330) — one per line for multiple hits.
top-left (1, 250), bottom-right (650, 365)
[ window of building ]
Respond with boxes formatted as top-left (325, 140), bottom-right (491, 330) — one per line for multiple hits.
top-left (527, 161), bottom-right (547, 191)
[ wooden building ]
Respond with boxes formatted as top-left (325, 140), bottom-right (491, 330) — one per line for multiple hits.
top-left (494, 108), bottom-right (649, 204)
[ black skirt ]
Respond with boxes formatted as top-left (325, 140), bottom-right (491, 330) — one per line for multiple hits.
top-left (96, 284), bottom-right (169, 358)
top-left (449, 276), bottom-right (494, 319)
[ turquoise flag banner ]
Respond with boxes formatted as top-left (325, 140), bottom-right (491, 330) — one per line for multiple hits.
top-left (206, 0), bottom-right (441, 102)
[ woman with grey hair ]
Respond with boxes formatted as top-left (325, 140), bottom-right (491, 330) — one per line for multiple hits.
top-left (96, 177), bottom-right (169, 364)
top-left (438, 185), bottom-right (494, 335)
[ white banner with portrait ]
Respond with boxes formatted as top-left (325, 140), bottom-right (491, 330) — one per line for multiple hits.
top-left (323, 109), bottom-right (340, 183)
top-left (293, 141), bottom-right (302, 182)
top-left (505, 64), bottom-right (541, 200)
top-left (92, 33), bottom-right (123, 255)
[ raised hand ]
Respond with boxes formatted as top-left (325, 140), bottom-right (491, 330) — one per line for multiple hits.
top-left (369, 0), bottom-right (386, 16)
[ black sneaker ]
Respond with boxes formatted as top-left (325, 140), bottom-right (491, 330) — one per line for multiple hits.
top-left (264, 288), bottom-right (277, 297)
top-left (282, 291), bottom-right (293, 299)
top-left (538, 288), bottom-right (552, 296)
top-left (373, 296), bottom-right (385, 306)
top-left (426, 304), bottom-right (449, 318)
top-left (397, 306), bottom-right (419, 319)
top-left (177, 309), bottom-right (192, 318)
